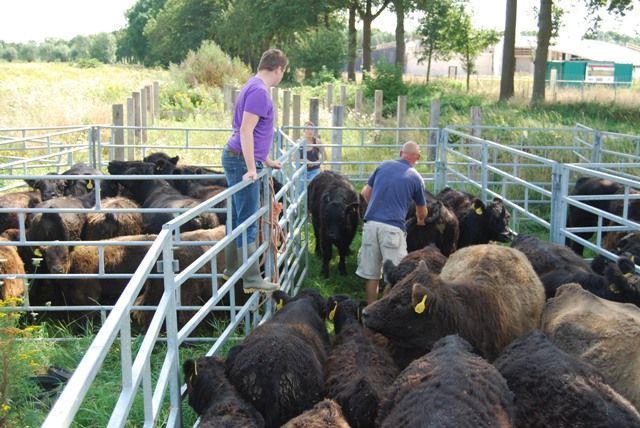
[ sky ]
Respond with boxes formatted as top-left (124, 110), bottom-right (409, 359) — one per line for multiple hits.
top-left (0, 0), bottom-right (638, 44)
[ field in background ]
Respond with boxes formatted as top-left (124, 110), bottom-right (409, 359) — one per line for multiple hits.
top-left (1, 61), bottom-right (640, 426)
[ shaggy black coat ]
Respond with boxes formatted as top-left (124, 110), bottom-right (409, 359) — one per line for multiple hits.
top-left (382, 244), bottom-right (447, 290)
top-left (363, 245), bottom-right (545, 362)
top-left (495, 330), bottom-right (640, 427)
top-left (376, 335), bottom-right (515, 428)
top-left (183, 356), bottom-right (264, 428)
top-left (308, 171), bottom-right (360, 277)
top-left (511, 234), bottom-right (592, 277)
top-left (436, 187), bottom-right (514, 248)
top-left (324, 296), bottom-right (399, 428)
top-left (405, 199), bottom-right (459, 256)
top-left (225, 289), bottom-right (329, 428)
top-left (107, 161), bottom-right (219, 233)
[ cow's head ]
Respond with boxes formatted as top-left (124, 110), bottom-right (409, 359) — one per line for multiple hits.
top-left (323, 194), bottom-right (359, 241)
top-left (26, 174), bottom-right (65, 201)
top-left (36, 244), bottom-right (75, 275)
top-left (479, 198), bottom-right (514, 242)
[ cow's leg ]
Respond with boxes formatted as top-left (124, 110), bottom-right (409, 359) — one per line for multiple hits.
top-left (321, 240), bottom-right (332, 277)
top-left (313, 220), bottom-right (322, 255)
top-left (338, 243), bottom-right (348, 275)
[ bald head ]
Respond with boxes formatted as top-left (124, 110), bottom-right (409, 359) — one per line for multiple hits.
top-left (400, 141), bottom-right (421, 165)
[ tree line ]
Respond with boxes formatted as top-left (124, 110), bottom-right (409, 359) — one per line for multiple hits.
top-left (1, 0), bottom-right (636, 104)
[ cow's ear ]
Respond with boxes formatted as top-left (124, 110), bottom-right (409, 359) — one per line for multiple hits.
top-left (473, 199), bottom-right (485, 216)
top-left (411, 283), bottom-right (429, 315)
top-left (25, 179), bottom-right (36, 189)
top-left (272, 290), bottom-right (291, 309)
top-left (617, 257), bottom-right (636, 276)
top-left (170, 156), bottom-right (180, 165)
top-left (183, 359), bottom-right (196, 385)
top-left (323, 193), bottom-right (331, 204)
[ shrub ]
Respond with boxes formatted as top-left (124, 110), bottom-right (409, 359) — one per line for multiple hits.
top-left (74, 58), bottom-right (102, 69)
top-left (161, 81), bottom-right (223, 120)
top-left (288, 25), bottom-right (347, 83)
top-left (363, 60), bottom-right (408, 117)
top-left (171, 40), bottom-right (251, 89)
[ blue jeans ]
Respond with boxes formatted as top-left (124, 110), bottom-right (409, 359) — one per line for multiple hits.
top-left (306, 167), bottom-right (321, 182)
top-left (222, 147), bottom-right (262, 247)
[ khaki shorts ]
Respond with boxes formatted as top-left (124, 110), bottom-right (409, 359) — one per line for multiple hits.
top-left (356, 221), bottom-right (407, 280)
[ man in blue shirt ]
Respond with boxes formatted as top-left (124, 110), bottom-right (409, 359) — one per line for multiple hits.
top-left (357, 141), bottom-right (427, 303)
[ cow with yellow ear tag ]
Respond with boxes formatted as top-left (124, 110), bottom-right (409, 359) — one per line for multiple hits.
top-left (362, 245), bottom-right (545, 364)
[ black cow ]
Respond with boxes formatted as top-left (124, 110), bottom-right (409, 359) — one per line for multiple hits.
top-left (495, 331), bottom-right (640, 427)
top-left (225, 289), bottom-right (329, 428)
top-left (143, 152), bottom-right (227, 189)
top-left (308, 171), bottom-right (360, 277)
top-left (405, 199), bottom-right (459, 255)
top-left (511, 234), bottom-right (592, 278)
top-left (382, 244), bottom-right (447, 291)
top-left (107, 160), bottom-right (219, 233)
top-left (436, 187), bottom-right (514, 248)
top-left (183, 356), bottom-right (265, 427)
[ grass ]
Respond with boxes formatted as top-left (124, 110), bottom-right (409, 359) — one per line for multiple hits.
top-left (1, 61), bottom-right (639, 426)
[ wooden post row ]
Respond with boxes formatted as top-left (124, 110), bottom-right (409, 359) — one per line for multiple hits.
top-left (112, 104), bottom-right (124, 161)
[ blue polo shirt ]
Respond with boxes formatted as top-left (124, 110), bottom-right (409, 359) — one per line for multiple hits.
top-left (364, 159), bottom-right (426, 231)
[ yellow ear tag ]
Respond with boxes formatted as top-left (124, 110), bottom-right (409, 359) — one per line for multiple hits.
top-left (609, 283), bottom-right (621, 293)
top-left (33, 248), bottom-right (42, 257)
top-left (414, 294), bottom-right (427, 314)
top-left (328, 301), bottom-right (338, 321)
top-left (624, 272), bottom-right (633, 278)
top-left (86, 180), bottom-right (94, 190)
top-left (631, 256), bottom-right (636, 264)
top-left (193, 361), bottom-right (198, 376)
top-left (475, 207), bottom-right (483, 215)
top-left (276, 298), bottom-right (284, 311)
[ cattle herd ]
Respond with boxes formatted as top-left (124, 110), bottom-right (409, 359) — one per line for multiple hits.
top-left (184, 170), bottom-right (640, 427)
top-left (0, 161), bottom-right (640, 426)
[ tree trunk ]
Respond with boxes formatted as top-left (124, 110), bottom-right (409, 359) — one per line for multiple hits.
top-left (426, 48), bottom-right (433, 84)
top-left (363, 15), bottom-right (373, 72)
top-left (394, 0), bottom-right (405, 71)
top-left (532, 0), bottom-right (552, 104)
top-left (348, 4), bottom-right (357, 81)
top-left (499, 0), bottom-right (517, 101)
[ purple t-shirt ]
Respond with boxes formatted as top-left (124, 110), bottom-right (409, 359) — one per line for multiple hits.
top-left (227, 76), bottom-right (274, 162)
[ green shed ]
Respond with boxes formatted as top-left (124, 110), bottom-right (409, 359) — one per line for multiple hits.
top-left (546, 60), bottom-right (633, 86)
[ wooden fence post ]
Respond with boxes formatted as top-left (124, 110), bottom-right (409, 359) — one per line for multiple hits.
top-left (326, 84), bottom-right (333, 110)
top-left (112, 104), bottom-right (124, 161)
top-left (355, 89), bottom-right (363, 115)
top-left (374, 90), bottom-right (383, 125)
top-left (396, 95), bottom-right (407, 144)
top-left (145, 84), bottom-right (153, 125)
top-left (340, 85), bottom-right (347, 107)
top-left (132, 92), bottom-right (141, 149)
top-left (140, 86), bottom-right (148, 144)
top-left (292, 94), bottom-right (301, 141)
top-left (223, 84), bottom-right (232, 112)
top-left (309, 98), bottom-right (320, 129)
top-left (550, 68), bottom-right (558, 102)
top-left (153, 81), bottom-right (160, 121)
top-left (331, 105), bottom-right (344, 173)
top-left (232, 89), bottom-right (240, 109)
top-left (282, 90), bottom-right (291, 135)
top-left (126, 97), bottom-right (134, 161)
top-left (428, 100), bottom-right (441, 162)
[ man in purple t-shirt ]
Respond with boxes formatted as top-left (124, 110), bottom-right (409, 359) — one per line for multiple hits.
top-left (357, 141), bottom-right (427, 303)
top-left (222, 48), bottom-right (287, 293)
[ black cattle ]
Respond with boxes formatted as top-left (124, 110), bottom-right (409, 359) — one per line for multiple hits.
top-left (495, 331), bottom-right (640, 427)
top-left (61, 163), bottom-right (103, 197)
top-left (0, 190), bottom-right (41, 233)
top-left (324, 296), bottom-right (399, 428)
top-left (566, 176), bottom-right (638, 256)
top-left (225, 289), bottom-right (329, 428)
top-left (143, 152), bottom-right (227, 188)
top-left (542, 255), bottom-right (640, 305)
top-left (25, 173), bottom-right (65, 201)
top-left (405, 199), bottom-right (459, 255)
top-left (376, 335), bottom-right (515, 428)
top-left (281, 399), bottom-right (350, 428)
top-left (183, 356), bottom-right (265, 428)
top-left (436, 187), bottom-right (514, 248)
top-left (511, 234), bottom-right (592, 277)
top-left (107, 160), bottom-right (219, 233)
top-left (382, 244), bottom-right (446, 290)
top-left (612, 231), bottom-right (640, 259)
top-left (308, 171), bottom-right (359, 277)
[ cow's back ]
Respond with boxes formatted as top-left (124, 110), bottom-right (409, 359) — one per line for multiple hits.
top-left (440, 244), bottom-right (545, 336)
top-left (542, 283), bottom-right (640, 410)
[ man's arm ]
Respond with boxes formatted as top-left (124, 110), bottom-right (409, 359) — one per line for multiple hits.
top-left (361, 184), bottom-right (372, 203)
top-left (415, 204), bottom-right (427, 225)
top-left (239, 111), bottom-right (260, 180)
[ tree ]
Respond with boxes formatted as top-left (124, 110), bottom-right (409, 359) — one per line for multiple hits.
top-left (289, 25), bottom-right (347, 80)
top-left (417, 0), bottom-right (464, 83)
top-left (499, 0), bottom-right (517, 101)
top-left (90, 33), bottom-right (117, 64)
top-left (531, 0), bottom-right (634, 104)
top-left (391, 0), bottom-right (418, 71)
top-left (1, 46), bottom-right (17, 62)
top-left (347, 2), bottom-right (357, 80)
top-left (69, 35), bottom-right (91, 60)
top-left (455, 13), bottom-right (500, 92)
top-left (118, 0), bottom-right (166, 63)
top-left (356, 0), bottom-right (392, 72)
top-left (18, 42), bottom-right (38, 62)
